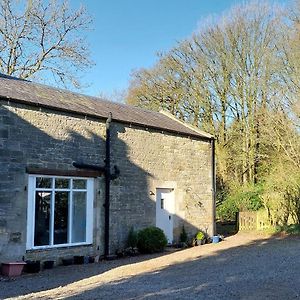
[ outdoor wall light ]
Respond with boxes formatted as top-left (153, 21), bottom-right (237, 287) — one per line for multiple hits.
top-left (149, 191), bottom-right (155, 196)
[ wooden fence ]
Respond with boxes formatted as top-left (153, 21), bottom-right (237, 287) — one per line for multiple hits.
top-left (238, 210), bottom-right (270, 231)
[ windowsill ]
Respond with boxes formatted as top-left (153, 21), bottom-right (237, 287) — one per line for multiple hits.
top-left (26, 242), bottom-right (93, 252)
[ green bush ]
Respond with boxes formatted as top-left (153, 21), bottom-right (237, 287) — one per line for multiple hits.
top-left (179, 225), bottom-right (188, 243)
top-left (137, 226), bottom-right (167, 253)
top-left (262, 165), bottom-right (300, 225)
top-left (127, 227), bottom-right (138, 249)
top-left (196, 231), bottom-right (205, 240)
top-left (276, 224), bottom-right (300, 235)
top-left (217, 183), bottom-right (264, 221)
top-left (217, 196), bottom-right (239, 221)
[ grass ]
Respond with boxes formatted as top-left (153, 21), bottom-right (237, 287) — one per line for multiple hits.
top-left (217, 220), bottom-right (300, 236)
top-left (275, 224), bottom-right (300, 235)
top-left (256, 224), bottom-right (300, 235)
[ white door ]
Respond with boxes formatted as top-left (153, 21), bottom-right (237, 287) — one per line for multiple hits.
top-left (156, 188), bottom-right (174, 243)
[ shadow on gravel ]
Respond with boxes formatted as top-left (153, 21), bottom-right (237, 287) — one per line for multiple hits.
top-left (62, 234), bottom-right (300, 300)
top-left (0, 105), bottom-right (203, 300)
top-left (0, 250), bottom-right (179, 299)
top-left (3, 234), bottom-right (300, 299)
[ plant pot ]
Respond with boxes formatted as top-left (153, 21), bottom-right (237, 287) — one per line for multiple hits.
top-left (74, 256), bottom-right (84, 264)
top-left (43, 260), bottom-right (54, 269)
top-left (24, 260), bottom-right (40, 273)
top-left (212, 236), bottom-right (220, 243)
top-left (1, 262), bottom-right (26, 277)
top-left (197, 239), bottom-right (205, 246)
top-left (62, 258), bottom-right (73, 266)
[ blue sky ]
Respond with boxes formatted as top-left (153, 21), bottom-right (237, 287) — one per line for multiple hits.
top-left (71, 0), bottom-right (288, 98)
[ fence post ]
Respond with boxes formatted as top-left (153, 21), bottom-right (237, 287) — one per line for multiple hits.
top-left (236, 212), bottom-right (239, 232)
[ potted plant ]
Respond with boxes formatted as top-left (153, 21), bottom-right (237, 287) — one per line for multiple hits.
top-left (43, 260), bottom-right (55, 269)
top-left (196, 231), bottom-right (205, 245)
top-left (1, 262), bottom-right (26, 277)
top-left (62, 257), bottom-right (73, 266)
top-left (179, 225), bottom-right (188, 248)
top-left (24, 260), bottom-right (41, 273)
top-left (74, 255), bottom-right (84, 264)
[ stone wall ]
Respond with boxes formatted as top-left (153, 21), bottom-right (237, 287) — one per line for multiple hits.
top-left (109, 123), bottom-right (214, 251)
top-left (0, 100), bottom-right (213, 263)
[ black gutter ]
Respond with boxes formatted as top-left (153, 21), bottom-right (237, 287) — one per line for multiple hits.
top-left (104, 112), bottom-right (112, 257)
top-left (211, 138), bottom-right (216, 235)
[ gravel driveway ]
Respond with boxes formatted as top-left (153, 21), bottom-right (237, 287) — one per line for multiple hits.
top-left (1, 233), bottom-right (300, 300)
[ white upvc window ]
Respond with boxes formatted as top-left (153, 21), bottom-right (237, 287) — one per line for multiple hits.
top-left (26, 175), bottom-right (94, 250)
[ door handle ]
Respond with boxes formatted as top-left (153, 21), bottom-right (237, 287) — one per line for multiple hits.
top-left (169, 215), bottom-right (171, 220)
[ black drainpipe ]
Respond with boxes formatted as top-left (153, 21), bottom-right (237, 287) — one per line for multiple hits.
top-left (72, 112), bottom-right (118, 258)
top-left (104, 112), bottom-right (112, 257)
top-left (211, 138), bottom-right (216, 236)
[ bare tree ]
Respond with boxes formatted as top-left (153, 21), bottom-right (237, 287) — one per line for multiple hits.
top-left (126, 0), bottom-right (300, 223)
top-left (0, 0), bottom-right (93, 88)
top-left (127, 1), bottom-right (287, 185)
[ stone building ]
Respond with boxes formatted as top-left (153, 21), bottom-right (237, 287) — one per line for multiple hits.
top-left (0, 74), bottom-right (215, 263)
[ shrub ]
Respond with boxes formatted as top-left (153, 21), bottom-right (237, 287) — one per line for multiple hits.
top-left (196, 231), bottom-right (205, 240)
top-left (137, 226), bottom-right (167, 253)
top-left (127, 227), bottom-right (138, 249)
top-left (262, 164), bottom-right (300, 225)
top-left (276, 224), bottom-right (300, 235)
top-left (217, 183), bottom-right (264, 221)
top-left (179, 225), bottom-right (188, 243)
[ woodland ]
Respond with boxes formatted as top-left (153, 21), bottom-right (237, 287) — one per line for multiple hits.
top-left (126, 1), bottom-right (300, 225)
top-left (1, 0), bottom-right (300, 226)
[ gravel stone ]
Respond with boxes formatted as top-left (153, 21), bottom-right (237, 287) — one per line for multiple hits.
top-left (1, 233), bottom-right (300, 300)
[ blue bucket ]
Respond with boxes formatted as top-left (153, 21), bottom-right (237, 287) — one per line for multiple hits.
top-left (212, 236), bottom-right (220, 243)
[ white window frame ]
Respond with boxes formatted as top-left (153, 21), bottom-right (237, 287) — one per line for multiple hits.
top-left (26, 175), bottom-right (94, 250)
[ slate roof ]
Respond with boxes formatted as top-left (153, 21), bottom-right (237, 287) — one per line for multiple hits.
top-left (0, 74), bottom-right (213, 140)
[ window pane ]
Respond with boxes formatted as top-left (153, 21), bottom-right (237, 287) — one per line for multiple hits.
top-left (73, 179), bottom-right (86, 190)
top-left (55, 178), bottom-right (69, 189)
top-left (34, 192), bottom-right (51, 246)
top-left (72, 192), bottom-right (87, 243)
top-left (54, 192), bottom-right (69, 244)
top-left (36, 177), bottom-right (52, 189)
